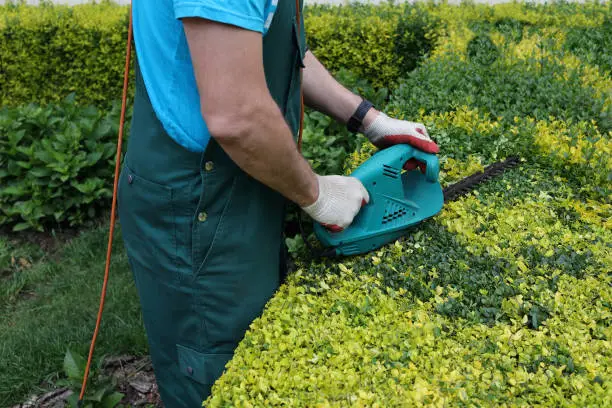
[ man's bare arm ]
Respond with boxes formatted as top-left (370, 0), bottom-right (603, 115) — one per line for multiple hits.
top-left (302, 50), bottom-right (379, 131)
top-left (182, 18), bottom-right (318, 207)
top-left (301, 50), bottom-right (440, 153)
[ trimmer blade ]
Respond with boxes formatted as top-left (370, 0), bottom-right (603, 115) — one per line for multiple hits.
top-left (443, 156), bottom-right (521, 202)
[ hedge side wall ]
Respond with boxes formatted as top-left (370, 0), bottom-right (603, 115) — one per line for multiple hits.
top-left (0, 1), bottom-right (440, 108)
top-left (0, 2), bottom-right (133, 108)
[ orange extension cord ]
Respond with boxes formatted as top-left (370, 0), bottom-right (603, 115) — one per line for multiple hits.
top-left (78, 1), bottom-right (304, 403)
top-left (77, 5), bottom-right (133, 405)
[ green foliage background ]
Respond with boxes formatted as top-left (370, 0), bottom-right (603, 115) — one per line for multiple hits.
top-left (0, 0), bottom-right (133, 108)
top-left (0, 0), bottom-right (439, 231)
top-left (0, 0), bottom-right (610, 406)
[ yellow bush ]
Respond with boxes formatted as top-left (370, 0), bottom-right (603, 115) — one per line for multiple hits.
top-left (0, 2), bottom-right (133, 107)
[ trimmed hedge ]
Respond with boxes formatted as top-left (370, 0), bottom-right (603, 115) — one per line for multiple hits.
top-left (204, 1), bottom-right (611, 406)
top-left (207, 180), bottom-right (611, 405)
top-left (1, 0), bottom-right (609, 108)
top-left (0, 1), bottom-right (440, 107)
top-left (0, 1), bottom-right (133, 108)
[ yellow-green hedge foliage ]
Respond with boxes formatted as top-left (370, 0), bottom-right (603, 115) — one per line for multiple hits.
top-left (0, 1), bottom-right (134, 107)
top-left (205, 163), bottom-right (612, 407)
top-left (0, 1), bottom-right (441, 107)
top-left (203, 2), bottom-right (611, 406)
top-left (305, 2), bottom-right (441, 90)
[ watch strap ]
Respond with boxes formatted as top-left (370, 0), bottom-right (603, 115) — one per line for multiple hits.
top-left (347, 99), bottom-right (374, 133)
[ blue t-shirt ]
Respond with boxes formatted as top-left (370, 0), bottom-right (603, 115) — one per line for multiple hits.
top-left (132, 0), bottom-right (279, 152)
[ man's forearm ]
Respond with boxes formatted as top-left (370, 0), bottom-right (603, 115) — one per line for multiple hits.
top-left (183, 18), bottom-right (318, 208)
top-left (302, 50), bottom-right (378, 130)
top-left (209, 96), bottom-right (319, 208)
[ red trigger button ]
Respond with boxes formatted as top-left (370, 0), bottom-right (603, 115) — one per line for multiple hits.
top-left (404, 158), bottom-right (427, 174)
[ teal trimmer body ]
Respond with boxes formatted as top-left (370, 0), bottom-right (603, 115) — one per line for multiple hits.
top-left (313, 144), bottom-right (444, 256)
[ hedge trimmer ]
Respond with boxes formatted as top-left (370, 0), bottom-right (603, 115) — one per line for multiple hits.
top-left (304, 144), bottom-right (520, 257)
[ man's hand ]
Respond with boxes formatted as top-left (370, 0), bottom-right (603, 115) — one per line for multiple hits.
top-left (301, 175), bottom-right (369, 232)
top-left (301, 51), bottom-right (439, 154)
top-left (362, 112), bottom-right (439, 154)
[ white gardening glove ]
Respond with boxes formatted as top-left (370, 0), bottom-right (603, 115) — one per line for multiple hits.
top-left (364, 112), bottom-right (439, 154)
top-left (301, 175), bottom-right (370, 233)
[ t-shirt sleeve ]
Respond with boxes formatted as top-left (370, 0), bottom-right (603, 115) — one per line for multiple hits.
top-left (173, 0), bottom-right (267, 33)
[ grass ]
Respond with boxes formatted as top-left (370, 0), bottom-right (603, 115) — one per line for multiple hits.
top-left (0, 224), bottom-right (147, 407)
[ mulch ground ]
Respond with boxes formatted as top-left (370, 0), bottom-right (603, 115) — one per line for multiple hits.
top-left (12, 355), bottom-right (163, 408)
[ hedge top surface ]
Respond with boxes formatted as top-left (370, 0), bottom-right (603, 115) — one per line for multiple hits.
top-left (203, 1), bottom-right (612, 406)
top-left (0, 1), bottom-right (126, 30)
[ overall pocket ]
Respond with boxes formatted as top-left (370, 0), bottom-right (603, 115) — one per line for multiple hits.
top-left (117, 162), bottom-right (178, 278)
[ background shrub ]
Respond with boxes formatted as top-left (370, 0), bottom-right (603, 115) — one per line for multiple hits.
top-left (0, 94), bottom-right (129, 231)
top-left (305, 2), bottom-right (441, 90)
top-left (0, 0), bottom-right (134, 108)
top-left (564, 15), bottom-right (612, 74)
top-left (0, 1), bottom-right (440, 107)
top-left (389, 53), bottom-right (610, 133)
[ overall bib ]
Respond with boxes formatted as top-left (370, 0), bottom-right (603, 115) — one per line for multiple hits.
top-left (117, 0), bottom-right (306, 405)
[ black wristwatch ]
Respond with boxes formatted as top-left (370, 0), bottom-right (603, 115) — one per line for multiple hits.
top-left (347, 99), bottom-right (374, 133)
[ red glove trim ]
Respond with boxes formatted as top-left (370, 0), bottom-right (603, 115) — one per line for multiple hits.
top-left (377, 134), bottom-right (439, 154)
top-left (321, 223), bottom-right (344, 233)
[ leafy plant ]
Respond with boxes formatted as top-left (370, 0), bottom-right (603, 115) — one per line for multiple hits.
top-left (58, 349), bottom-right (124, 408)
top-left (0, 94), bottom-right (129, 231)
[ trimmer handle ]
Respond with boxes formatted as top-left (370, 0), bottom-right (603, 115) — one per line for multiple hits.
top-left (409, 148), bottom-right (440, 183)
top-left (362, 144), bottom-right (439, 183)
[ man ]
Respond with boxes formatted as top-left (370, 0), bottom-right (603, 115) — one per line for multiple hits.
top-left (117, 0), bottom-right (439, 406)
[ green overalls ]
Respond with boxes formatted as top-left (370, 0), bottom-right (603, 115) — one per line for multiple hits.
top-left (117, 0), bottom-right (306, 406)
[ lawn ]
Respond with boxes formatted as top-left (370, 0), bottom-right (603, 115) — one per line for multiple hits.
top-left (0, 0), bottom-right (610, 407)
top-left (0, 225), bottom-right (147, 406)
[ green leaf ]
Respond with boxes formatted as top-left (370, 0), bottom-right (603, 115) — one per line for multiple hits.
top-left (9, 129), bottom-right (26, 145)
top-left (101, 392), bottom-right (124, 408)
top-left (63, 349), bottom-right (86, 381)
top-left (34, 149), bottom-right (54, 164)
top-left (12, 223), bottom-right (32, 232)
top-left (29, 167), bottom-right (52, 178)
top-left (85, 151), bottom-right (103, 166)
top-left (7, 160), bottom-right (22, 176)
top-left (16, 161), bottom-right (32, 169)
top-left (89, 385), bottom-right (110, 402)
top-left (65, 393), bottom-right (80, 408)
top-left (1, 185), bottom-right (26, 196)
